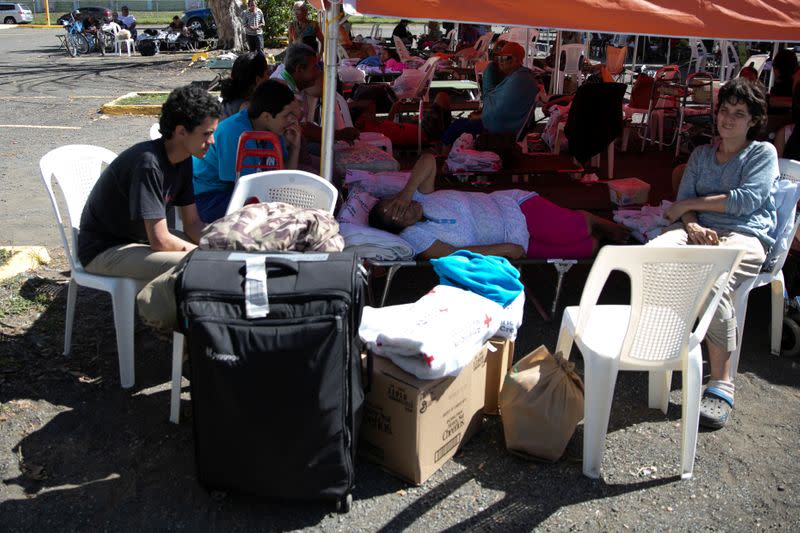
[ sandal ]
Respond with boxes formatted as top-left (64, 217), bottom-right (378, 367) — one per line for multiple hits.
top-left (699, 386), bottom-right (734, 429)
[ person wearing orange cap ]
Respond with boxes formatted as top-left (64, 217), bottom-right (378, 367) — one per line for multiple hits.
top-left (443, 41), bottom-right (540, 145)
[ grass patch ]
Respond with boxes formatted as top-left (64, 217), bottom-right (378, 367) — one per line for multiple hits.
top-left (0, 276), bottom-right (57, 319)
top-left (115, 92), bottom-right (168, 106)
top-left (0, 249), bottom-right (13, 267)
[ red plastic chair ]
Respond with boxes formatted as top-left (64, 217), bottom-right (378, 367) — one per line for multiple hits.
top-left (235, 131), bottom-right (285, 179)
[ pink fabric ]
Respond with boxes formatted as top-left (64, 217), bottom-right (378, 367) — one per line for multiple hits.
top-left (520, 195), bottom-right (594, 258)
top-left (384, 58), bottom-right (406, 72)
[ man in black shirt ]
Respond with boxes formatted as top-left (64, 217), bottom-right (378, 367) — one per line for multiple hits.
top-left (78, 85), bottom-right (220, 284)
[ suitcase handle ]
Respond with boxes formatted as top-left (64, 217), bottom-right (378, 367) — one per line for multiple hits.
top-left (263, 259), bottom-right (300, 275)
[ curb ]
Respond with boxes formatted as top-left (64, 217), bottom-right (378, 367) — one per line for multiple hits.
top-left (21, 24), bottom-right (62, 28)
top-left (101, 91), bottom-right (165, 116)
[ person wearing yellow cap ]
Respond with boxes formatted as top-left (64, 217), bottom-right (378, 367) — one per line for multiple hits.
top-left (443, 41), bottom-right (540, 145)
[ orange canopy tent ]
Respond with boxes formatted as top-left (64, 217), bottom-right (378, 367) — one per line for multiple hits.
top-left (339, 0), bottom-right (800, 41)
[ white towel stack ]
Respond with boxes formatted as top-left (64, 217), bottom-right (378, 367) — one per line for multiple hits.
top-left (359, 285), bottom-right (503, 379)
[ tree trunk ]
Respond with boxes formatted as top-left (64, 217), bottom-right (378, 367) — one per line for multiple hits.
top-left (208, 0), bottom-right (247, 51)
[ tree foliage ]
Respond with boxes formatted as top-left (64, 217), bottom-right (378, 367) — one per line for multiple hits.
top-left (258, 0), bottom-right (295, 47)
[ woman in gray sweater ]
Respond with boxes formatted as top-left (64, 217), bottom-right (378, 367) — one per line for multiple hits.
top-left (652, 77), bottom-right (778, 429)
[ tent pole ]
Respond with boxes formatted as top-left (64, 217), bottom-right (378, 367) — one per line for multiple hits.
top-left (525, 27), bottom-right (531, 68)
top-left (584, 31), bottom-right (590, 61)
top-left (720, 40), bottom-right (728, 81)
top-left (320, 1), bottom-right (340, 182)
top-left (667, 37), bottom-right (671, 65)
top-left (551, 30), bottom-right (562, 94)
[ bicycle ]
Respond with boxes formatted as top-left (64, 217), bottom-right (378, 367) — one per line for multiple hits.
top-left (84, 25), bottom-right (115, 56)
top-left (58, 13), bottom-right (89, 57)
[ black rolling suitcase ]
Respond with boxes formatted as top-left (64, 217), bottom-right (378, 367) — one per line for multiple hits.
top-left (176, 249), bottom-right (367, 512)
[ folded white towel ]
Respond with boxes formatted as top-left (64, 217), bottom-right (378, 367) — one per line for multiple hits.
top-left (359, 285), bottom-right (502, 379)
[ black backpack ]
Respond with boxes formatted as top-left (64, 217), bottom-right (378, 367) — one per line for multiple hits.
top-left (138, 39), bottom-right (158, 56)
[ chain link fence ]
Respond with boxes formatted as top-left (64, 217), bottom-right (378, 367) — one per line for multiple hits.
top-left (26, 0), bottom-right (207, 16)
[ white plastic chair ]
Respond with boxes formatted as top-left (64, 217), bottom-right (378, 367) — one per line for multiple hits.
top-left (115, 34), bottom-right (135, 56)
top-left (555, 245), bottom-right (745, 480)
top-left (391, 55), bottom-right (440, 153)
top-left (39, 145), bottom-right (148, 389)
top-left (225, 169), bottom-right (338, 216)
top-left (444, 28), bottom-right (457, 53)
top-left (738, 54), bottom-right (769, 78)
top-left (149, 122), bottom-right (161, 140)
top-left (334, 93), bottom-right (392, 154)
top-left (555, 43), bottom-right (585, 94)
top-left (502, 27), bottom-right (538, 67)
top-left (719, 41), bottom-right (740, 82)
top-left (393, 35), bottom-right (425, 68)
top-left (729, 160), bottom-right (800, 378)
top-left (687, 39), bottom-right (708, 74)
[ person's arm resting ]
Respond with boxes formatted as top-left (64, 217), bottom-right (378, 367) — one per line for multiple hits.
top-left (381, 153), bottom-right (437, 219)
top-left (419, 240), bottom-right (525, 259)
top-left (179, 203), bottom-right (204, 244)
top-left (144, 218), bottom-right (197, 252)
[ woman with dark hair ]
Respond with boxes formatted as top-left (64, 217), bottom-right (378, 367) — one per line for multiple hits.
top-left (218, 51), bottom-right (270, 119)
top-left (650, 77), bottom-right (779, 429)
top-left (769, 49), bottom-right (799, 98)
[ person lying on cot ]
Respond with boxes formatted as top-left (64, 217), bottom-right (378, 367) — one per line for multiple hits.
top-left (367, 153), bottom-right (630, 259)
top-left (192, 79), bottom-right (302, 224)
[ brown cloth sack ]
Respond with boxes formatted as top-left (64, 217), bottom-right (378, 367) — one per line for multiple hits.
top-left (499, 345), bottom-right (584, 462)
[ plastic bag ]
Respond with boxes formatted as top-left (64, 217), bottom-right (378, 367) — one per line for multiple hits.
top-left (392, 68), bottom-right (425, 100)
top-left (499, 345), bottom-right (584, 461)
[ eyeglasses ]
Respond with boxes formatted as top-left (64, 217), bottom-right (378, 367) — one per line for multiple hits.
top-left (495, 55), bottom-right (514, 62)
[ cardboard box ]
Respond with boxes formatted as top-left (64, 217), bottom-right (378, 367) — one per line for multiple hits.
top-left (484, 338), bottom-right (515, 415)
top-left (608, 177), bottom-right (651, 206)
top-left (359, 346), bottom-right (488, 485)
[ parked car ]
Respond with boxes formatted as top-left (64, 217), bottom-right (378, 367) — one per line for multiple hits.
top-left (56, 6), bottom-right (111, 25)
top-left (181, 7), bottom-right (216, 37)
top-left (0, 2), bottom-right (32, 24)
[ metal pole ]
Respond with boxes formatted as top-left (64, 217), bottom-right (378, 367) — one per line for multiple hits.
top-left (320, 1), bottom-right (340, 182)
top-left (631, 35), bottom-right (639, 74)
top-left (720, 40), bottom-right (728, 81)
top-left (551, 29), bottom-right (562, 94)
top-left (43, 0), bottom-right (50, 25)
top-left (667, 37), bottom-right (671, 65)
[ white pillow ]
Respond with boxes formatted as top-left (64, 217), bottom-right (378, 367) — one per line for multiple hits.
top-left (344, 169), bottom-right (412, 198)
top-left (336, 189), bottom-right (379, 226)
top-left (338, 222), bottom-right (415, 260)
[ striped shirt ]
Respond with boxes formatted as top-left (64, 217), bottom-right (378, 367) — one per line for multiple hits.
top-left (241, 8), bottom-right (264, 36)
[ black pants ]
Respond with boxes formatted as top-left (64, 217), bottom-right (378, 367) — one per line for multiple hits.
top-left (246, 34), bottom-right (263, 51)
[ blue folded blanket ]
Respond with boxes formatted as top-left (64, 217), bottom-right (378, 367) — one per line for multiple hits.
top-left (431, 250), bottom-right (524, 307)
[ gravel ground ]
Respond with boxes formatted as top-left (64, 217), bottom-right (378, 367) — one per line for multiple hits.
top-left (1, 25), bottom-right (799, 532)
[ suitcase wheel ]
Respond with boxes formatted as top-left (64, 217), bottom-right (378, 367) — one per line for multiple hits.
top-left (781, 316), bottom-right (800, 357)
top-left (335, 493), bottom-right (353, 514)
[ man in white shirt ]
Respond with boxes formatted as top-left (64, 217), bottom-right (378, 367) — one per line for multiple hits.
top-left (118, 5), bottom-right (136, 38)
